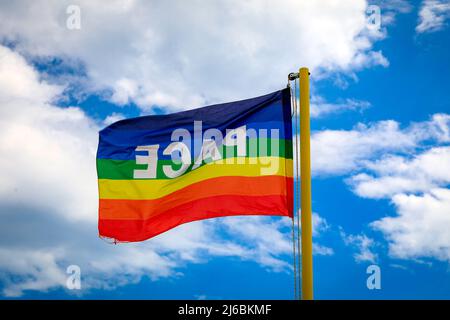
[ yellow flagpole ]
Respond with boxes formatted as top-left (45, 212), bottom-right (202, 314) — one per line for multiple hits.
top-left (299, 67), bottom-right (314, 300)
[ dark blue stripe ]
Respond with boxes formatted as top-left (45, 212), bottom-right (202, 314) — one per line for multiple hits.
top-left (97, 88), bottom-right (292, 160)
top-left (99, 121), bottom-right (287, 160)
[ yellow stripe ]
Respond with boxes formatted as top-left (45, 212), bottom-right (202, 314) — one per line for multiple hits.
top-left (99, 156), bottom-right (293, 200)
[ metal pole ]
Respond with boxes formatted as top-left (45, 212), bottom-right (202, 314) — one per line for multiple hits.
top-left (299, 67), bottom-right (313, 300)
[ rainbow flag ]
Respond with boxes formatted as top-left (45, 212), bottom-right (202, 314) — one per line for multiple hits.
top-left (97, 89), bottom-right (293, 242)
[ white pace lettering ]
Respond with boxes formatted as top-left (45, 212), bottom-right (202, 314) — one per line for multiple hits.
top-left (163, 142), bottom-right (191, 178)
top-left (133, 145), bottom-right (159, 179)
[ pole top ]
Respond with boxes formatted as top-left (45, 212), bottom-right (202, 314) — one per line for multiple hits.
top-left (299, 67), bottom-right (310, 76)
top-left (289, 68), bottom-right (310, 81)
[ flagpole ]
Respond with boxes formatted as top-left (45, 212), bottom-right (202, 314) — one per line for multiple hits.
top-left (299, 67), bottom-right (314, 300)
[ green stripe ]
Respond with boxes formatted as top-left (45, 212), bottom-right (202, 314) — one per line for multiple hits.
top-left (97, 138), bottom-right (292, 180)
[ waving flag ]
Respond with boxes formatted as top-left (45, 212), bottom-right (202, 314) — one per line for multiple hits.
top-left (97, 88), bottom-right (293, 242)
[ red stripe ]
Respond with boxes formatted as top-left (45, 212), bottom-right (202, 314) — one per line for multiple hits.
top-left (99, 194), bottom-right (292, 242)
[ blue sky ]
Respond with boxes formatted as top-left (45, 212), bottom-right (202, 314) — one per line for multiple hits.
top-left (0, 0), bottom-right (449, 299)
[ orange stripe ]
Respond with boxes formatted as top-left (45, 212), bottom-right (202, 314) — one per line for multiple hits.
top-left (100, 175), bottom-right (292, 220)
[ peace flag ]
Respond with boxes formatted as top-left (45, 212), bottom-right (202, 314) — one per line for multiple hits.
top-left (97, 88), bottom-right (293, 242)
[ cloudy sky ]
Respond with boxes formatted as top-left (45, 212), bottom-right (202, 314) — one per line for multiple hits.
top-left (0, 0), bottom-right (449, 299)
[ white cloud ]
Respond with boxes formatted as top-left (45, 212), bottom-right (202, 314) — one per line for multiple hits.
top-left (313, 244), bottom-right (334, 256)
top-left (0, 45), bottom-right (98, 223)
top-left (311, 120), bottom-right (416, 175)
top-left (102, 112), bottom-right (125, 126)
top-left (340, 230), bottom-right (378, 263)
top-left (348, 146), bottom-right (450, 199)
top-left (310, 113), bottom-right (450, 265)
top-left (345, 144), bottom-right (450, 263)
top-left (311, 114), bottom-right (450, 176)
top-left (110, 78), bottom-right (139, 106)
top-left (312, 212), bottom-right (330, 236)
top-left (372, 188), bottom-right (450, 262)
top-left (310, 96), bottom-right (371, 118)
top-left (0, 248), bottom-right (67, 297)
top-left (0, 46), bottom-right (61, 103)
top-left (0, 0), bottom-right (391, 111)
top-left (411, 113), bottom-right (450, 143)
top-left (416, 0), bottom-right (450, 33)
